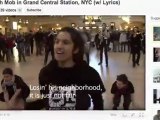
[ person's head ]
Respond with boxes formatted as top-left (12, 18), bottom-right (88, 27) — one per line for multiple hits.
top-left (116, 74), bottom-right (128, 89)
top-left (157, 110), bottom-right (160, 115)
top-left (54, 27), bottom-right (84, 65)
top-left (155, 48), bottom-right (160, 58)
top-left (102, 23), bottom-right (106, 31)
top-left (133, 27), bottom-right (138, 33)
top-left (2, 68), bottom-right (13, 81)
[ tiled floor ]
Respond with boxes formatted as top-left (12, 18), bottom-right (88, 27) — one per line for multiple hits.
top-left (0, 47), bottom-right (145, 110)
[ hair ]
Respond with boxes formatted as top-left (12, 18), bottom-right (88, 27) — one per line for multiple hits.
top-left (102, 23), bottom-right (106, 26)
top-left (56, 27), bottom-right (84, 64)
top-left (116, 74), bottom-right (128, 84)
top-left (2, 68), bottom-right (13, 75)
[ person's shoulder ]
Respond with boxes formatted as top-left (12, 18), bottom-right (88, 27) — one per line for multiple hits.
top-left (1, 79), bottom-right (4, 85)
top-left (14, 75), bottom-right (22, 80)
top-left (14, 75), bottom-right (25, 84)
top-left (87, 66), bottom-right (99, 74)
top-left (127, 80), bottom-right (134, 88)
top-left (40, 60), bottom-right (56, 75)
top-left (85, 65), bottom-right (101, 80)
top-left (128, 80), bottom-right (133, 85)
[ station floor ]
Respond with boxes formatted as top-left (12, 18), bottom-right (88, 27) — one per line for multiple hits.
top-left (0, 47), bottom-right (145, 110)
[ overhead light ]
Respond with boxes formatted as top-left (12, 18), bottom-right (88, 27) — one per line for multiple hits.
top-left (5, 17), bottom-right (9, 22)
top-left (19, 19), bottom-right (22, 23)
top-left (121, 16), bottom-right (130, 24)
top-left (79, 27), bottom-right (83, 29)
top-left (92, 27), bottom-right (97, 29)
top-left (26, 20), bottom-right (29, 24)
top-left (125, 25), bottom-right (128, 29)
top-left (71, 23), bottom-right (76, 27)
top-left (18, 25), bottom-right (22, 29)
top-left (57, 27), bottom-right (61, 30)
top-left (84, 16), bottom-right (101, 25)
top-left (85, 27), bottom-right (90, 29)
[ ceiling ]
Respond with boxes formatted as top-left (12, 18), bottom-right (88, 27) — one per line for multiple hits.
top-left (0, 16), bottom-right (145, 31)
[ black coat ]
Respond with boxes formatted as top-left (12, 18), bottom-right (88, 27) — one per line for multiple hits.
top-left (130, 33), bottom-right (142, 53)
top-left (111, 81), bottom-right (134, 95)
top-left (0, 75), bottom-right (30, 102)
top-left (26, 60), bottom-right (106, 110)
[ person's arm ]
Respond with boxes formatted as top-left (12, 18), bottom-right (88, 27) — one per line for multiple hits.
top-left (88, 68), bottom-right (106, 110)
top-left (0, 92), bottom-right (5, 102)
top-left (25, 99), bottom-right (46, 110)
top-left (111, 82), bottom-right (117, 94)
top-left (15, 76), bottom-right (30, 100)
top-left (91, 93), bottom-right (104, 110)
top-left (128, 81), bottom-right (136, 108)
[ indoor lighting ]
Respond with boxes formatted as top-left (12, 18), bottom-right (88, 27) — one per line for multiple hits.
top-left (19, 19), bottom-right (22, 23)
top-left (85, 27), bottom-right (90, 29)
top-left (79, 27), bottom-right (83, 29)
top-left (84, 16), bottom-right (101, 25)
top-left (40, 26), bottom-right (43, 29)
top-left (5, 17), bottom-right (9, 22)
top-left (26, 20), bottom-right (29, 24)
top-left (120, 16), bottom-right (130, 24)
top-left (13, 22), bottom-right (17, 30)
top-left (18, 25), bottom-right (22, 29)
top-left (92, 27), bottom-right (97, 29)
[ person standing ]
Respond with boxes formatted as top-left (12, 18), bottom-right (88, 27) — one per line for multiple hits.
top-left (98, 23), bottom-right (110, 67)
top-left (44, 29), bottom-right (56, 65)
top-left (130, 27), bottom-right (142, 67)
top-left (81, 27), bottom-right (91, 65)
top-left (3, 27), bottom-right (106, 110)
top-left (119, 31), bottom-right (127, 52)
top-left (16, 33), bottom-right (26, 62)
top-left (94, 31), bottom-right (100, 50)
top-left (34, 29), bottom-right (44, 56)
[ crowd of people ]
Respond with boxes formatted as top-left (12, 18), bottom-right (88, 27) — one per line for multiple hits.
top-left (0, 24), bottom-right (145, 110)
top-left (0, 24), bottom-right (145, 68)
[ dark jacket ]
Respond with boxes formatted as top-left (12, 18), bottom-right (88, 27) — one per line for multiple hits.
top-left (130, 33), bottom-right (142, 53)
top-left (111, 81), bottom-right (134, 95)
top-left (0, 75), bottom-right (30, 102)
top-left (27, 60), bottom-right (105, 110)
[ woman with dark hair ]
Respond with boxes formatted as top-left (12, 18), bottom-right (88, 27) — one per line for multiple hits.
top-left (4, 27), bottom-right (106, 110)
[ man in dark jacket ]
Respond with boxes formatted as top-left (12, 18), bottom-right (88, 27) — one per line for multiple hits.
top-left (34, 29), bottom-right (44, 56)
top-left (44, 30), bottom-right (56, 65)
top-left (111, 74), bottom-right (134, 110)
top-left (0, 33), bottom-right (7, 62)
top-left (130, 27), bottom-right (142, 67)
top-left (0, 68), bottom-right (30, 102)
